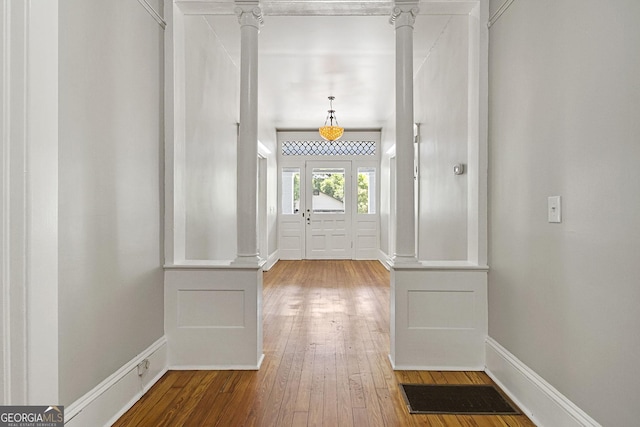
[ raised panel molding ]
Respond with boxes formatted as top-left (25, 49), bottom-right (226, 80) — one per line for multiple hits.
top-left (164, 266), bottom-right (264, 369)
top-left (355, 218), bottom-right (379, 260)
top-left (177, 289), bottom-right (245, 327)
top-left (407, 290), bottom-right (475, 329)
top-left (390, 264), bottom-right (488, 370)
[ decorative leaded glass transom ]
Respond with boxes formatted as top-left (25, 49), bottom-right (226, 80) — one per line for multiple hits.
top-left (281, 140), bottom-right (376, 156)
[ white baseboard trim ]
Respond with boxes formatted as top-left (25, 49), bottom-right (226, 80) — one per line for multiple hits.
top-left (378, 249), bottom-right (392, 270)
top-left (485, 337), bottom-right (601, 427)
top-left (263, 250), bottom-right (279, 271)
top-left (170, 353), bottom-right (265, 371)
top-left (389, 354), bottom-right (484, 372)
top-left (65, 336), bottom-right (168, 427)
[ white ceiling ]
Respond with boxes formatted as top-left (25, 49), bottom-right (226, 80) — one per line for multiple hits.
top-left (204, 13), bottom-right (453, 130)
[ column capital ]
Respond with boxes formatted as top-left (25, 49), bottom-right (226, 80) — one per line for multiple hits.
top-left (389, 4), bottom-right (419, 29)
top-left (235, 3), bottom-right (264, 29)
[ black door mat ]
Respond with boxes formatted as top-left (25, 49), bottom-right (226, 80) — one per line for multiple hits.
top-left (400, 383), bottom-right (521, 415)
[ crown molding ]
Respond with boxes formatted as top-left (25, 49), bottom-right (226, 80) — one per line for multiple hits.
top-left (175, 0), bottom-right (478, 16)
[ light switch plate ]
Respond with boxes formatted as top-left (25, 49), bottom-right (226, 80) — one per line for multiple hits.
top-left (548, 196), bottom-right (561, 223)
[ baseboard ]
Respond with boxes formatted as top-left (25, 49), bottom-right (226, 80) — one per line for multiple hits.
top-left (485, 337), bottom-right (601, 427)
top-left (263, 250), bottom-right (279, 271)
top-left (65, 336), bottom-right (168, 427)
top-left (389, 354), bottom-right (484, 372)
top-left (378, 249), bottom-right (392, 270)
top-left (170, 353), bottom-right (265, 371)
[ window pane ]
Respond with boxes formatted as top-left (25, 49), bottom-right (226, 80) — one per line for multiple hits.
top-left (312, 168), bottom-right (345, 213)
top-left (357, 167), bottom-right (376, 214)
top-left (282, 140), bottom-right (376, 156)
top-left (281, 167), bottom-right (300, 214)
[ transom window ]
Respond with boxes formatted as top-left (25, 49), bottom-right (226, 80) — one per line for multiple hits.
top-left (282, 140), bottom-right (376, 156)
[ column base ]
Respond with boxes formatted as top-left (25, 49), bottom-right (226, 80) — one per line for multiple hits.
top-left (231, 254), bottom-right (264, 267)
top-left (391, 254), bottom-right (420, 266)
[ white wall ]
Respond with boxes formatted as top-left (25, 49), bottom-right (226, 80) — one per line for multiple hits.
top-left (58, 0), bottom-right (165, 405)
top-left (415, 16), bottom-right (469, 260)
top-left (379, 125), bottom-right (395, 257)
top-left (183, 16), bottom-right (239, 260)
top-left (488, 1), bottom-right (640, 425)
top-left (257, 126), bottom-right (278, 262)
top-left (380, 16), bottom-right (469, 261)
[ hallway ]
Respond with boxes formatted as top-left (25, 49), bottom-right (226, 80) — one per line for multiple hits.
top-left (114, 261), bottom-right (534, 426)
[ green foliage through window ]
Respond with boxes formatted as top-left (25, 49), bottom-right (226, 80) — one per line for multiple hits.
top-left (312, 173), bottom-right (344, 202)
top-left (358, 173), bottom-right (369, 213)
top-left (293, 173), bottom-right (300, 203)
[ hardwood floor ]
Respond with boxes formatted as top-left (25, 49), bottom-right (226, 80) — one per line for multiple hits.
top-left (113, 260), bottom-right (535, 426)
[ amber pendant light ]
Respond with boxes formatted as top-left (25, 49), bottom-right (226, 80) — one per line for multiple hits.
top-left (318, 96), bottom-right (344, 141)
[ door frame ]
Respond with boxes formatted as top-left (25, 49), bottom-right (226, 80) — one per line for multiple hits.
top-left (277, 131), bottom-right (381, 260)
top-left (305, 160), bottom-right (352, 259)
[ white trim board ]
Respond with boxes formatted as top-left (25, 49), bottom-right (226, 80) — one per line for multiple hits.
top-left (485, 337), bottom-right (601, 427)
top-left (175, 1), bottom-right (479, 16)
top-left (377, 249), bottom-right (392, 271)
top-left (170, 353), bottom-right (265, 371)
top-left (389, 355), bottom-right (484, 372)
top-left (136, 0), bottom-right (167, 29)
top-left (64, 336), bottom-right (168, 427)
top-left (263, 250), bottom-right (279, 271)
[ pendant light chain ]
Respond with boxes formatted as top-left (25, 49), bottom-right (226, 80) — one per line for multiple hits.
top-left (319, 95), bottom-right (344, 141)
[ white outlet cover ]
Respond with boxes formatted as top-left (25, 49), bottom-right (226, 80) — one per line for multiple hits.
top-left (548, 196), bottom-right (562, 223)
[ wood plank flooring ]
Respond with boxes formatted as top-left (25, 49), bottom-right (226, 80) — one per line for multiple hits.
top-left (113, 260), bottom-right (536, 426)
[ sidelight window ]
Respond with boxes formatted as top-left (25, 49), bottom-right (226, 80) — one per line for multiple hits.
top-left (281, 167), bottom-right (300, 214)
top-left (357, 167), bottom-right (376, 214)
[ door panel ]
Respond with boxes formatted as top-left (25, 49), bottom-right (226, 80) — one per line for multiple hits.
top-left (305, 161), bottom-right (352, 259)
top-left (278, 167), bottom-right (304, 259)
top-left (279, 159), bottom-right (379, 260)
top-left (353, 164), bottom-right (379, 259)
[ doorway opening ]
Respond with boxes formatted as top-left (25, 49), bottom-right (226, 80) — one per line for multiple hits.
top-left (278, 131), bottom-right (380, 260)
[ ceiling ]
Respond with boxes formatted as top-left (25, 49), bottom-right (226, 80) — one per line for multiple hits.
top-left (204, 11), bottom-right (455, 131)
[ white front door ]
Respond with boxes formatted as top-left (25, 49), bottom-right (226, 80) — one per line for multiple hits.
top-left (278, 154), bottom-right (379, 260)
top-left (305, 161), bottom-right (352, 259)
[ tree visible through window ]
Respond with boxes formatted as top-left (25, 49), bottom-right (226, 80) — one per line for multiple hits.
top-left (313, 173), bottom-right (344, 202)
top-left (312, 168), bottom-right (345, 213)
top-left (357, 167), bottom-right (376, 214)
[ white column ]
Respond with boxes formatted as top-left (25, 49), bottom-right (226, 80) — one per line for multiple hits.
top-left (234, 3), bottom-right (263, 264)
top-left (391, 4), bottom-right (419, 264)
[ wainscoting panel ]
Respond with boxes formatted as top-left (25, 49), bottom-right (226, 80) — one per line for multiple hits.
top-left (407, 289), bottom-right (476, 329)
top-left (164, 264), bottom-right (263, 369)
top-left (390, 263), bottom-right (488, 370)
top-left (177, 289), bottom-right (245, 327)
